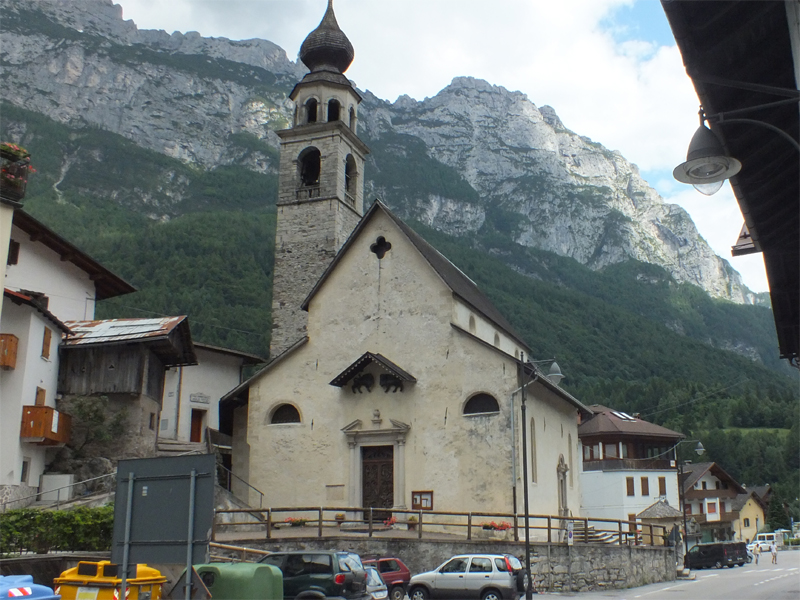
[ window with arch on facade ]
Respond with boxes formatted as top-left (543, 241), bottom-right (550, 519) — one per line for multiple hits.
top-left (328, 99), bottom-right (341, 121)
top-left (305, 98), bottom-right (318, 123)
top-left (349, 106), bottom-right (356, 130)
top-left (344, 154), bottom-right (357, 196)
top-left (298, 148), bottom-right (321, 187)
top-left (463, 393), bottom-right (500, 415)
top-left (270, 403), bottom-right (301, 424)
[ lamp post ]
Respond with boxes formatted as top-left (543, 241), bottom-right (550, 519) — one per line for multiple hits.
top-left (519, 352), bottom-right (533, 600)
top-left (676, 440), bottom-right (706, 558)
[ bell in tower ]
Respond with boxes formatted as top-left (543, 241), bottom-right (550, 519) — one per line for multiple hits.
top-left (270, 0), bottom-right (370, 358)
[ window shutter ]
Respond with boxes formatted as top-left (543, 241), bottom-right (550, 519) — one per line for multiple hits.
top-left (35, 387), bottom-right (46, 405)
top-left (7, 240), bottom-right (20, 265)
top-left (641, 477), bottom-right (650, 496)
top-left (659, 476), bottom-right (667, 496)
top-left (626, 477), bottom-right (635, 496)
top-left (41, 327), bottom-right (52, 359)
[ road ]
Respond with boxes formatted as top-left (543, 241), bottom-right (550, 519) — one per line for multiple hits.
top-left (545, 550), bottom-right (799, 600)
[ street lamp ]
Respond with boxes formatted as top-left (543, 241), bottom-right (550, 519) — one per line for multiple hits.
top-left (673, 105), bottom-right (800, 195)
top-left (676, 440), bottom-right (706, 558)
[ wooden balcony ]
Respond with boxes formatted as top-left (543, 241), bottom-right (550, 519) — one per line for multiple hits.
top-left (583, 458), bottom-right (673, 471)
top-left (0, 333), bottom-right (18, 369)
top-left (20, 405), bottom-right (71, 446)
top-left (688, 511), bottom-right (740, 525)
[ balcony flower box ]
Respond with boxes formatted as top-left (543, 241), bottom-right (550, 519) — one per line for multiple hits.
top-left (1, 143), bottom-right (33, 202)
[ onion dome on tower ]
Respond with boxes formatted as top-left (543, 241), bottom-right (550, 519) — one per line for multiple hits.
top-left (299, 0), bottom-right (354, 74)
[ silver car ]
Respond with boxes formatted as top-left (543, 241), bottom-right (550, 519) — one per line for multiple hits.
top-left (407, 554), bottom-right (528, 600)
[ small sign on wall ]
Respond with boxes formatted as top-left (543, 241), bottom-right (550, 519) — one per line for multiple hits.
top-left (190, 393), bottom-right (210, 404)
top-left (51, 410), bottom-right (59, 433)
top-left (567, 521), bottom-right (574, 546)
top-left (412, 491), bottom-right (433, 510)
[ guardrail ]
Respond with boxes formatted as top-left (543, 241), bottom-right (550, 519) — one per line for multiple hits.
top-left (213, 506), bottom-right (668, 547)
top-left (1, 471), bottom-right (117, 512)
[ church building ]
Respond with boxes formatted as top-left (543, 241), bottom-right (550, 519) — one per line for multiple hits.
top-left (222, 0), bottom-right (590, 524)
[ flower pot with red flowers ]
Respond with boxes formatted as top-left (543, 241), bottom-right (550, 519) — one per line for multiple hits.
top-left (0, 143), bottom-right (33, 202)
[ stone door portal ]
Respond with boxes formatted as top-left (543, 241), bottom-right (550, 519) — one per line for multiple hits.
top-left (362, 445), bottom-right (393, 521)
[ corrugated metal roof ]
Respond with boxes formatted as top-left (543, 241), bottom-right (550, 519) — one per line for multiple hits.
top-left (63, 316), bottom-right (188, 345)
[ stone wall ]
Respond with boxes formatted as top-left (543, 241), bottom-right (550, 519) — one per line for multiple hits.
top-left (0, 483), bottom-right (38, 511)
top-left (216, 537), bottom-right (674, 593)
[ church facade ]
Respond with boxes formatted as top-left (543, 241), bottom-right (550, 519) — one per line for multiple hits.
top-left (223, 1), bottom-right (589, 524)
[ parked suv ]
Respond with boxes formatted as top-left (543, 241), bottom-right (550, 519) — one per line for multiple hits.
top-left (259, 550), bottom-right (369, 600)
top-left (408, 554), bottom-right (528, 600)
top-left (684, 542), bottom-right (747, 569)
top-left (363, 557), bottom-right (411, 600)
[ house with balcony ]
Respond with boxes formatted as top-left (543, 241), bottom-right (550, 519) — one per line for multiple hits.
top-left (0, 210), bottom-right (135, 510)
top-left (680, 461), bottom-right (748, 543)
top-left (579, 405), bottom-right (684, 528)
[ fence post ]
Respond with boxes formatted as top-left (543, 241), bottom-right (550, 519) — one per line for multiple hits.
top-left (266, 508), bottom-right (271, 540)
top-left (618, 520), bottom-right (623, 545)
top-left (584, 518), bottom-right (589, 543)
top-left (368, 508), bottom-right (373, 538)
top-left (418, 511), bottom-right (422, 539)
top-left (467, 513), bottom-right (472, 541)
top-left (211, 511), bottom-right (217, 541)
top-left (547, 516), bottom-right (552, 543)
top-left (649, 524), bottom-right (653, 546)
top-left (319, 507), bottom-right (323, 538)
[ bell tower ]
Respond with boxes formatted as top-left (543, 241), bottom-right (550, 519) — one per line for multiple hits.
top-left (270, 0), bottom-right (369, 357)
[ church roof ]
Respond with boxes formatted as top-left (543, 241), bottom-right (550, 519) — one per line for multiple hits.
top-left (330, 352), bottom-right (416, 387)
top-left (299, 0), bottom-right (354, 74)
top-left (302, 200), bottom-right (529, 350)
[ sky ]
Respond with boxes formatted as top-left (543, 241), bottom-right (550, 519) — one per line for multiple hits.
top-left (113, 0), bottom-right (769, 292)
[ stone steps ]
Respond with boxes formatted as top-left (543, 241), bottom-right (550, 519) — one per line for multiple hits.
top-left (156, 438), bottom-right (207, 456)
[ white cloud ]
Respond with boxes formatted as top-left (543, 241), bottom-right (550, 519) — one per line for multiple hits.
top-left (114, 0), bottom-right (769, 292)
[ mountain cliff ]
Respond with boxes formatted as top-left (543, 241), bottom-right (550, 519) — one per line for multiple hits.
top-left (0, 0), bottom-right (755, 305)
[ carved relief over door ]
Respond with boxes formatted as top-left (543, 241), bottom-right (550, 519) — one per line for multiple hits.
top-left (362, 445), bottom-right (393, 521)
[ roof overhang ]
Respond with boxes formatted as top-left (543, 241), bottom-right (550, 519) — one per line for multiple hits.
top-left (12, 210), bottom-right (136, 301)
top-left (662, 0), bottom-right (799, 362)
top-left (4, 288), bottom-right (71, 333)
top-left (330, 351), bottom-right (416, 388)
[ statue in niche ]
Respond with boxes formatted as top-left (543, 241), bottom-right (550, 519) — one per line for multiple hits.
top-left (351, 373), bottom-right (374, 393)
top-left (380, 374), bottom-right (403, 393)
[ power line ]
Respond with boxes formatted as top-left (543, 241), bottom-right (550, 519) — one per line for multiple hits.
top-left (640, 378), bottom-right (749, 419)
top-left (109, 303), bottom-right (268, 338)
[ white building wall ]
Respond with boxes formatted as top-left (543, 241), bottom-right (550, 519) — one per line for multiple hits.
top-left (161, 348), bottom-right (244, 442)
top-left (580, 468), bottom-right (680, 521)
top-left (0, 300), bottom-right (62, 490)
top-left (5, 224), bottom-right (96, 321)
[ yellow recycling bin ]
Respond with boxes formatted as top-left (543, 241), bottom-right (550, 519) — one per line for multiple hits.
top-left (54, 560), bottom-right (166, 600)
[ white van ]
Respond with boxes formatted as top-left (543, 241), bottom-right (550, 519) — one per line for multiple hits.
top-left (748, 532), bottom-right (783, 551)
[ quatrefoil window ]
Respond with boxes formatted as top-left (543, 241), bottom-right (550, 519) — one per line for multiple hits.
top-left (370, 236), bottom-right (392, 259)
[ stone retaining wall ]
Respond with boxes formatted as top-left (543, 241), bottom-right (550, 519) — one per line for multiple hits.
top-left (217, 537), bottom-right (675, 593)
top-left (0, 483), bottom-right (38, 511)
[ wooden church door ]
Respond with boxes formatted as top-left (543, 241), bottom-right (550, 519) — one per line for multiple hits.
top-left (362, 445), bottom-right (394, 521)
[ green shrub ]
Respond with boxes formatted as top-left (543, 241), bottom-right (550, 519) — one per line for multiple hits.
top-left (0, 505), bottom-right (114, 556)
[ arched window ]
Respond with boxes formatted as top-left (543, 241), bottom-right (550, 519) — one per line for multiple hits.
top-left (271, 404), bottom-right (300, 424)
top-left (305, 98), bottom-right (318, 123)
top-left (529, 417), bottom-right (537, 483)
top-left (463, 393), bottom-right (499, 415)
top-left (328, 99), bottom-right (341, 122)
top-left (298, 147), bottom-right (321, 186)
top-left (493, 332), bottom-right (500, 347)
top-left (345, 154), bottom-right (357, 196)
top-left (349, 106), bottom-right (357, 131)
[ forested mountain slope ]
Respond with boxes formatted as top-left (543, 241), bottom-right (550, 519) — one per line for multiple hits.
top-left (1, 0), bottom-right (796, 495)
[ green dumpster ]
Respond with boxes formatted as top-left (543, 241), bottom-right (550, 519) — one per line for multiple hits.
top-left (194, 563), bottom-right (282, 600)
